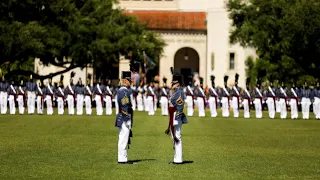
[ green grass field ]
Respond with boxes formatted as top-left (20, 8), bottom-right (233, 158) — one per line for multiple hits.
top-left (0, 109), bottom-right (319, 180)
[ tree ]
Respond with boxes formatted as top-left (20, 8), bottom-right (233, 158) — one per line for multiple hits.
top-left (0, 0), bottom-right (165, 81)
top-left (227, 0), bottom-right (320, 85)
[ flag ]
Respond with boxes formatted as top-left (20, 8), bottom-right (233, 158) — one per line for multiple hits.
top-left (143, 51), bottom-right (156, 72)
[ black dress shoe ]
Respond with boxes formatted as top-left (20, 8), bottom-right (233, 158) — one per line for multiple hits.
top-left (168, 162), bottom-right (183, 165)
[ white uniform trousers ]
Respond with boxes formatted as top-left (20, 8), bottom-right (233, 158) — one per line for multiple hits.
top-left (57, 97), bottom-right (64, 115)
top-left (105, 96), bottom-right (112, 115)
top-left (27, 91), bottom-right (36, 114)
top-left (197, 97), bottom-right (205, 117)
top-left (160, 96), bottom-right (168, 115)
top-left (36, 95), bottom-right (43, 114)
top-left (0, 92), bottom-right (8, 114)
top-left (115, 95), bottom-right (119, 114)
top-left (313, 97), bottom-right (320, 119)
top-left (243, 99), bottom-right (250, 118)
top-left (131, 95), bottom-right (136, 111)
top-left (221, 97), bottom-right (230, 117)
top-left (301, 97), bottom-right (311, 119)
top-left (147, 96), bottom-right (155, 115)
top-left (290, 98), bottom-right (298, 119)
top-left (185, 95), bottom-right (194, 116)
top-left (232, 96), bottom-right (240, 118)
top-left (254, 98), bottom-right (262, 118)
top-left (8, 95), bottom-right (16, 115)
top-left (118, 121), bottom-right (131, 163)
top-left (171, 121), bottom-right (183, 163)
top-left (266, 97), bottom-right (275, 119)
top-left (67, 95), bottom-right (75, 115)
top-left (154, 97), bottom-right (158, 112)
top-left (137, 94), bottom-right (144, 111)
top-left (276, 100), bottom-right (281, 113)
top-left (279, 98), bottom-right (287, 119)
top-left (143, 94), bottom-right (149, 112)
top-left (208, 97), bottom-right (217, 117)
top-left (95, 95), bottom-right (103, 115)
top-left (76, 94), bottom-right (84, 115)
top-left (17, 95), bottom-right (25, 114)
top-left (84, 95), bottom-right (92, 115)
top-left (45, 95), bottom-right (53, 115)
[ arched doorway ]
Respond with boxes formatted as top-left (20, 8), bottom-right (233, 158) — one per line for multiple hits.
top-left (174, 47), bottom-right (200, 85)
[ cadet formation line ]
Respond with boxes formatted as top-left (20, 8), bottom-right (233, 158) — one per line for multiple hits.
top-left (0, 73), bottom-right (318, 120)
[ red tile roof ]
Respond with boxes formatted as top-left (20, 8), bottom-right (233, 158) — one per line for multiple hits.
top-left (124, 10), bottom-right (207, 31)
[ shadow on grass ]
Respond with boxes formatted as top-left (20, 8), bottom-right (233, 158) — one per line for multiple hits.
top-left (182, 160), bottom-right (194, 164)
top-left (127, 159), bottom-right (156, 163)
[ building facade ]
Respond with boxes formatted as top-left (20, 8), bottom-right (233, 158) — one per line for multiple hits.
top-left (117, 0), bottom-right (257, 87)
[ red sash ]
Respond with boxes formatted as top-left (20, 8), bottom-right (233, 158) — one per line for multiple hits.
top-left (168, 106), bottom-right (177, 132)
top-left (199, 96), bottom-right (206, 108)
top-left (210, 95), bottom-right (218, 108)
top-left (99, 94), bottom-right (104, 105)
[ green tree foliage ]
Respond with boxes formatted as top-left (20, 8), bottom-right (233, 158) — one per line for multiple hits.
top-left (227, 0), bottom-right (320, 85)
top-left (0, 0), bottom-right (165, 81)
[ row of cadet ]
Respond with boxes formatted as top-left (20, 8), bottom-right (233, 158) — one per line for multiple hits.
top-left (0, 72), bottom-right (319, 120)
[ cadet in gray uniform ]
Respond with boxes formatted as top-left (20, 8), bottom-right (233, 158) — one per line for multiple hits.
top-left (115, 71), bottom-right (135, 164)
top-left (25, 75), bottom-right (37, 114)
top-left (166, 67), bottom-right (188, 164)
top-left (300, 82), bottom-right (313, 119)
top-left (76, 78), bottom-right (85, 115)
top-left (0, 74), bottom-right (10, 114)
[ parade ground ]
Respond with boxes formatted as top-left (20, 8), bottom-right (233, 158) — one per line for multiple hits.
top-left (0, 110), bottom-right (319, 180)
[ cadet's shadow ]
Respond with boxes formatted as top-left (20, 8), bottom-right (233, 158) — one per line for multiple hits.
top-left (127, 159), bottom-right (156, 163)
top-left (182, 160), bottom-right (194, 164)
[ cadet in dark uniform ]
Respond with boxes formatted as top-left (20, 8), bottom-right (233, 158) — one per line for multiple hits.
top-left (0, 74), bottom-right (10, 114)
top-left (84, 77), bottom-right (93, 115)
top-left (8, 80), bottom-right (17, 115)
top-left (76, 78), bottom-right (85, 115)
top-left (253, 79), bottom-right (263, 118)
top-left (312, 82), bottom-right (320, 119)
top-left (56, 77), bottom-right (65, 115)
top-left (289, 82), bottom-right (299, 119)
top-left (231, 74), bottom-right (242, 118)
top-left (242, 78), bottom-right (251, 118)
top-left (115, 71), bottom-right (134, 164)
top-left (221, 76), bottom-right (231, 117)
top-left (17, 80), bottom-right (26, 114)
top-left (185, 76), bottom-right (195, 117)
top-left (208, 75), bottom-right (218, 117)
top-left (45, 77), bottom-right (55, 115)
top-left (36, 82), bottom-right (45, 115)
top-left (300, 81), bottom-right (313, 119)
top-left (25, 75), bottom-right (37, 114)
top-left (266, 79), bottom-right (277, 119)
top-left (165, 67), bottom-right (188, 164)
